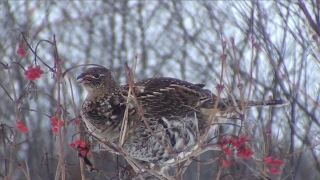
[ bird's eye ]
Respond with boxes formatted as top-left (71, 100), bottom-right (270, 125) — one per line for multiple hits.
top-left (92, 74), bottom-right (100, 79)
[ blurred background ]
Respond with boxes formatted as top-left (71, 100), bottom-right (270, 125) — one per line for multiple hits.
top-left (0, 1), bottom-right (319, 179)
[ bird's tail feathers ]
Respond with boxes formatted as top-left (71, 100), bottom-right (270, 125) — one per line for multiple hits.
top-left (243, 99), bottom-right (290, 107)
top-left (200, 99), bottom-right (289, 117)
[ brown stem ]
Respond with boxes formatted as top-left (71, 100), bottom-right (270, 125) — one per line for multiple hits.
top-left (6, 63), bottom-right (20, 179)
top-left (66, 73), bottom-right (86, 180)
top-left (52, 35), bottom-right (66, 180)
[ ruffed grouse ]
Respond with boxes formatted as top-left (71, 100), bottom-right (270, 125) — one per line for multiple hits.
top-left (77, 67), bottom-right (288, 165)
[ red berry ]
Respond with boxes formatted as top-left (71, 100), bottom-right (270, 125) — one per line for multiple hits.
top-left (51, 116), bottom-right (57, 122)
top-left (79, 141), bottom-right (86, 148)
top-left (69, 142), bottom-right (76, 149)
top-left (21, 126), bottom-right (29, 133)
top-left (80, 148), bottom-right (88, 157)
top-left (53, 127), bottom-right (59, 134)
top-left (51, 121), bottom-right (58, 127)
top-left (270, 167), bottom-right (279, 174)
top-left (265, 157), bottom-right (284, 167)
top-left (75, 139), bottom-right (81, 145)
top-left (17, 123), bottom-right (24, 128)
top-left (59, 120), bottom-right (65, 127)
top-left (17, 48), bottom-right (23, 55)
top-left (218, 138), bottom-right (229, 147)
top-left (222, 160), bottom-right (229, 167)
top-left (223, 148), bottom-right (233, 156)
top-left (239, 136), bottom-right (247, 144)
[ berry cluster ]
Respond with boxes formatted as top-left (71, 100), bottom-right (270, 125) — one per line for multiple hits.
top-left (265, 156), bottom-right (285, 175)
top-left (50, 116), bottom-right (65, 134)
top-left (16, 42), bottom-right (27, 58)
top-left (24, 65), bottom-right (44, 81)
top-left (69, 139), bottom-right (88, 157)
top-left (219, 135), bottom-right (254, 167)
top-left (16, 120), bottom-right (29, 133)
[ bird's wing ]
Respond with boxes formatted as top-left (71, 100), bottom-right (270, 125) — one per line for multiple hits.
top-left (121, 77), bottom-right (215, 118)
top-left (81, 94), bottom-right (128, 131)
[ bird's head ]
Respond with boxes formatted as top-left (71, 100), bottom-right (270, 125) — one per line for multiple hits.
top-left (77, 67), bottom-right (119, 94)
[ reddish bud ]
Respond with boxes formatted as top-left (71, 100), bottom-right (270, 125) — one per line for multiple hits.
top-left (222, 41), bottom-right (227, 48)
top-left (251, 35), bottom-right (255, 43)
top-left (220, 54), bottom-right (227, 60)
top-left (17, 163), bottom-right (23, 168)
top-left (266, 129), bottom-right (271, 136)
top-left (216, 84), bottom-right (225, 92)
top-left (230, 37), bottom-right (234, 44)
top-left (55, 58), bottom-right (62, 64)
top-left (312, 34), bottom-right (318, 42)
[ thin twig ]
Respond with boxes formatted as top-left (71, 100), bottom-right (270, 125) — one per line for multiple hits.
top-left (298, 1), bottom-right (320, 36)
top-left (20, 32), bottom-right (52, 69)
top-left (119, 56), bottom-right (138, 145)
top-left (0, 82), bottom-right (13, 101)
top-left (66, 72), bottom-right (86, 180)
top-left (52, 35), bottom-right (66, 180)
top-left (6, 62), bottom-right (20, 180)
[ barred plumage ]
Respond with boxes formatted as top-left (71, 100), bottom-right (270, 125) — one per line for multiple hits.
top-left (77, 66), bottom-right (289, 165)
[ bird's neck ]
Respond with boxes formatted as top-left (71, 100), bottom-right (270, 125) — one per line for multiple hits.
top-left (86, 86), bottom-right (121, 99)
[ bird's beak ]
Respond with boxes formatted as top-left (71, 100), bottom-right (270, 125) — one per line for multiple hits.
top-left (77, 74), bottom-right (88, 84)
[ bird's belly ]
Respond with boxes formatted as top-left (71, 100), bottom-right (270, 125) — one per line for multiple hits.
top-left (122, 115), bottom-right (199, 165)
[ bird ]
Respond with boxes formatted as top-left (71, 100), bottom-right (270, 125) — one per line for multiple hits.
top-left (77, 66), bottom-right (289, 166)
